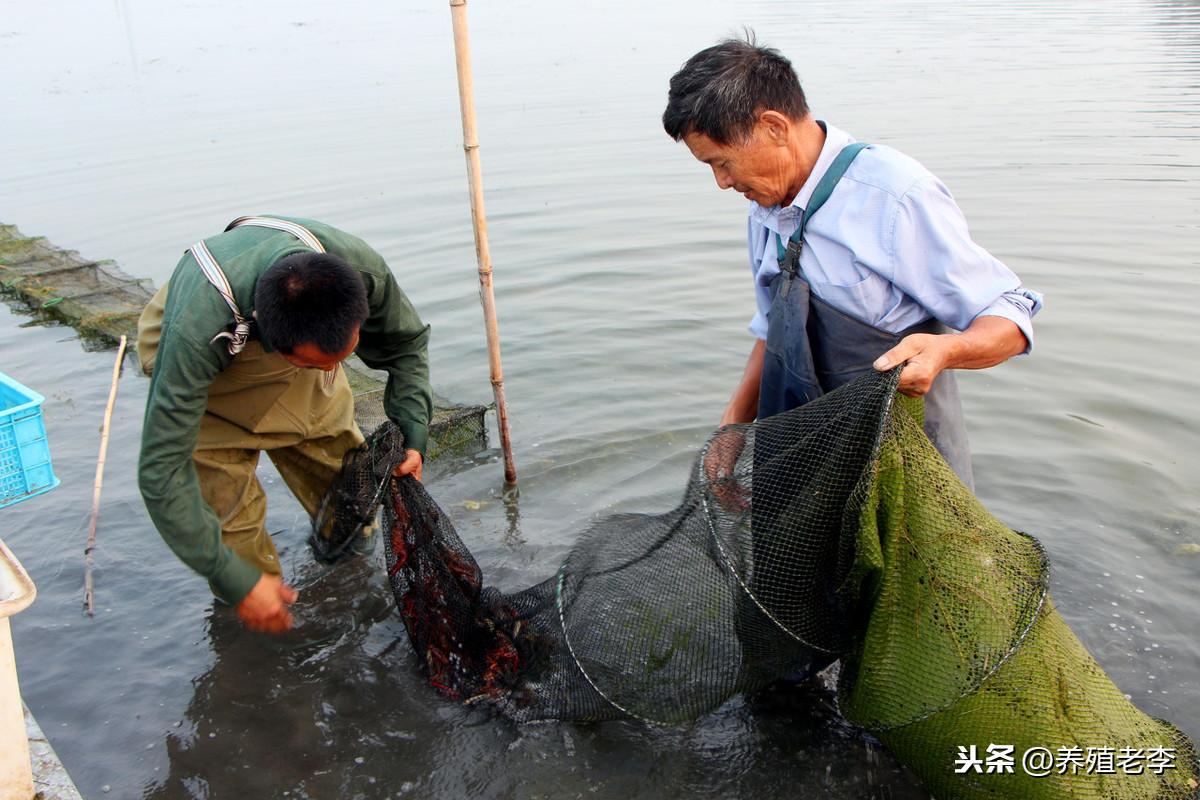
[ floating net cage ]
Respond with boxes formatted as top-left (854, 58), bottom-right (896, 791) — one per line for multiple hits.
top-left (318, 368), bottom-right (1198, 800)
top-left (0, 224), bottom-right (154, 346)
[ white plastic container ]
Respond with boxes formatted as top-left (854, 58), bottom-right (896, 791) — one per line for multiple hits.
top-left (0, 538), bottom-right (36, 800)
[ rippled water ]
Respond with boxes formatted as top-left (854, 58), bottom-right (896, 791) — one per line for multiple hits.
top-left (2, 0), bottom-right (1198, 797)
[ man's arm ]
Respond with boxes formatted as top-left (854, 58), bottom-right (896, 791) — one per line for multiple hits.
top-left (873, 315), bottom-right (1028, 397)
top-left (354, 268), bottom-right (433, 473)
top-left (728, 214), bottom-right (776, 425)
top-left (875, 176), bottom-right (1042, 395)
top-left (138, 336), bottom-right (262, 604)
top-left (721, 338), bottom-right (766, 425)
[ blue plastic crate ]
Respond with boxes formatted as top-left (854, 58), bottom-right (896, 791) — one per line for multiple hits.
top-left (0, 371), bottom-right (60, 509)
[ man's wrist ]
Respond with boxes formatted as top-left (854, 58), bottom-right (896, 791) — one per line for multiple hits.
top-left (209, 557), bottom-right (262, 606)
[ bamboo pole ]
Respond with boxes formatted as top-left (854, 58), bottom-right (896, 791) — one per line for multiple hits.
top-left (449, 0), bottom-right (518, 487)
top-left (84, 335), bottom-right (127, 615)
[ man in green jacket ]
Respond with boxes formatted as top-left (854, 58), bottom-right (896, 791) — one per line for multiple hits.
top-left (137, 215), bottom-right (432, 634)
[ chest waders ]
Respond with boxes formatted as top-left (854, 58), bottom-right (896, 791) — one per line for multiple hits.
top-left (187, 216), bottom-right (362, 583)
top-left (756, 143), bottom-right (974, 488)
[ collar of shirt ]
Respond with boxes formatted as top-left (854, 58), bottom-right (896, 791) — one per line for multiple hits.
top-left (747, 120), bottom-right (857, 239)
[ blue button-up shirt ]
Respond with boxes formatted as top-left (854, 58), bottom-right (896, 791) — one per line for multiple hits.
top-left (747, 122), bottom-right (1043, 346)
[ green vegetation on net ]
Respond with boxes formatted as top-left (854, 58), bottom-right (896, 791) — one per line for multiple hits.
top-left (840, 398), bottom-right (1198, 799)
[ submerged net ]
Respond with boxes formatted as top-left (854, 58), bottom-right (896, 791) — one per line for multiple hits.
top-left (318, 368), bottom-right (1199, 799)
top-left (0, 223), bottom-right (155, 346)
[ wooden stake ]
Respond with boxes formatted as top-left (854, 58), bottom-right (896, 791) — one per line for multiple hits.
top-left (84, 335), bottom-right (127, 616)
top-left (449, 0), bottom-right (518, 488)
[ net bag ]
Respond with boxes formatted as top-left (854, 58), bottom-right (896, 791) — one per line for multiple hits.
top-left (309, 421), bottom-right (407, 563)
top-left (837, 393), bottom-right (1197, 798)
top-left (322, 369), bottom-right (1199, 799)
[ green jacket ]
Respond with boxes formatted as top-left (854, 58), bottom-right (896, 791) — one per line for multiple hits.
top-left (138, 216), bottom-right (432, 603)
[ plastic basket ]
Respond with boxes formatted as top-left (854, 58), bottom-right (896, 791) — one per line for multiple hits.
top-left (0, 371), bottom-right (59, 509)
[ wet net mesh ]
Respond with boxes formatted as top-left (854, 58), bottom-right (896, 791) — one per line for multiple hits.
top-left (309, 399), bottom-right (489, 563)
top-left (0, 224), bottom-right (154, 346)
top-left (315, 368), bottom-right (1198, 799)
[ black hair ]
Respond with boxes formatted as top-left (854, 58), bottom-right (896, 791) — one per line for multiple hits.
top-left (662, 34), bottom-right (809, 145)
top-left (253, 251), bottom-right (369, 355)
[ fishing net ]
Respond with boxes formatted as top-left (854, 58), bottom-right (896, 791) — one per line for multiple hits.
top-left (309, 400), bottom-right (489, 563)
top-left (316, 368), bottom-right (1198, 799)
top-left (0, 224), bottom-right (154, 346)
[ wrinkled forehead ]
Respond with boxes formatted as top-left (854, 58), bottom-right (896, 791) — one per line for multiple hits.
top-left (682, 131), bottom-right (731, 163)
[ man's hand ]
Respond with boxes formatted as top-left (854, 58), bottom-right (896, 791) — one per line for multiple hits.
top-left (235, 573), bottom-right (298, 634)
top-left (873, 317), bottom-right (1029, 397)
top-left (703, 427), bottom-right (750, 513)
top-left (873, 333), bottom-right (952, 397)
top-left (392, 448), bottom-right (423, 481)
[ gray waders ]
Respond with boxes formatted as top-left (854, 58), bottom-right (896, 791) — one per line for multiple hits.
top-left (747, 145), bottom-right (974, 683)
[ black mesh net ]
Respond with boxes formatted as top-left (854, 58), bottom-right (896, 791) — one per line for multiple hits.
top-left (314, 368), bottom-right (1199, 799)
top-left (310, 421), bottom-right (407, 563)
top-left (310, 400), bottom-right (489, 562)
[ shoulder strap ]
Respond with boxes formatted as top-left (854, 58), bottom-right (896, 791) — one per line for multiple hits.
top-left (191, 216), bottom-right (326, 356)
top-left (225, 215), bottom-right (327, 253)
top-left (190, 240), bottom-right (253, 355)
top-left (776, 142), bottom-right (871, 267)
top-left (800, 142), bottom-right (870, 233)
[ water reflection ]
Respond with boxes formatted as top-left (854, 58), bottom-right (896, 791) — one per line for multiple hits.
top-left (142, 545), bottom-right (932, 799)
top-left (1152, 0), bottom-right (1200, 27)
top-left (1150, 0), bottom-right (1200, 77)
top-left (500, 484), bottom-right (524, 548)
top-left (141, 559), bottom-right (420, 799)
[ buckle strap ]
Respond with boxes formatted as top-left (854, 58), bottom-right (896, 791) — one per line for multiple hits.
top-left (190, 240), bottom-right (252, 356)
top-left (780, 239), bottom-right (804, 278)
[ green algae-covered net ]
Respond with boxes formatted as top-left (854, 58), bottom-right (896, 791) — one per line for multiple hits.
top-left (319, 368), bottom-right (1198, 799)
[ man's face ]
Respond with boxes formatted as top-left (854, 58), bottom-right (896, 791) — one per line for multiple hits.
top-left (683, 121), bottom-right (796, 208)
top-left (281, 328), bottom-right (360, 371)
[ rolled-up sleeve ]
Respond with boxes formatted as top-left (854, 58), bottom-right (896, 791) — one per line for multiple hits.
top-left (976, 289), bottom-right (1043, 353)
top-left (888, 177), bottom-right (1043, 352)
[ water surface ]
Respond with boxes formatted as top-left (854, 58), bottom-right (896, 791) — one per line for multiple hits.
top-left (1, 0), bottom-right (1197, 797)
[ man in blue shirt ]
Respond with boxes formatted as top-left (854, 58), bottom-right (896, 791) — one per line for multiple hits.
top-left (664, 37), bottom-right (1042, 486)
